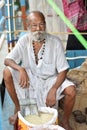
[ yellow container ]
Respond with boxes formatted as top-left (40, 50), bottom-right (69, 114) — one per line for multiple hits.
top-left (18, 107), bottom-right (58, 130)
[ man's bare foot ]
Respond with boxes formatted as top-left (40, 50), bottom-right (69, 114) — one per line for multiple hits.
top-left (61, 122), bottom-right (73, 130)
top-left (9, 113), bottom-right (18, 125)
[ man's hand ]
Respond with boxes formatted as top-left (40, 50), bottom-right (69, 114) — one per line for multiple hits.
top-left (46, 87), bottom-right (57, 107)
top-left (19, 67), bottom-right (30, 88)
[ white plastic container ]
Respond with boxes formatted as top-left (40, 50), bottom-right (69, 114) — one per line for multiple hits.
top-left (18, 107), bottom-right (58, 130)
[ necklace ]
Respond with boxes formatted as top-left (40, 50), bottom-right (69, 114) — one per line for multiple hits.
top-left (32, 40), bottom-right (45, 64)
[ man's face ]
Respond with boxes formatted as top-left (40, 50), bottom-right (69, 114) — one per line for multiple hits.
top-left (27, 13), bottom-right (46, 42)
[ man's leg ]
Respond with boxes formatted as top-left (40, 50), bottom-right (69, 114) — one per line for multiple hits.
top-left (62, 85), bottom-right (76, 130)
top-left (3, 67), bottom-right (20, 130)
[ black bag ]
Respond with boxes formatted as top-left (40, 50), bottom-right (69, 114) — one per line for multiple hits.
top-left (0, 79), bottom-right (5, 106)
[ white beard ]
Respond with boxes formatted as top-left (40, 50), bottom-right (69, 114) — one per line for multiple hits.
top-left (29, 31), bottom-right (46, 42)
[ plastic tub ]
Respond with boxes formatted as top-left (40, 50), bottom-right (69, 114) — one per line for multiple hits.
top-left (18, 107), bottom-right (58, 130)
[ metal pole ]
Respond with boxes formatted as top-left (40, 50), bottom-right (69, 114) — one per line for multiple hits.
top-left (5, 0), bottom-right (15, 52)
top-left (19, 0), bottom-right (27, 30)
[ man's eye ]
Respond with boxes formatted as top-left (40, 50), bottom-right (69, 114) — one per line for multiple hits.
top-left (40, 23), bottom-right (45, 26)
top-left (32, 25), bottom-right (37, 27)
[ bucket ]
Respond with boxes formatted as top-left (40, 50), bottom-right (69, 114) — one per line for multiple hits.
top-left (18, 107), bottom-right (58, 130)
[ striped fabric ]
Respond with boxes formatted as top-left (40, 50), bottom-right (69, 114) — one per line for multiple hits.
top-left (62, 0), bottom-right (87, 32)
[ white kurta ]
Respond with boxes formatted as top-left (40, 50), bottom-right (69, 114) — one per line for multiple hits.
top-left (6, 33), bottom-right (74, 107)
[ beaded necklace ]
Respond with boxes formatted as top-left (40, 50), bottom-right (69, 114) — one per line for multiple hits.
top-left (32, 40), bottom-right (45, 64)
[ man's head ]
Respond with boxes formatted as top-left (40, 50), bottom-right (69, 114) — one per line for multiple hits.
top-left (26, 11), bottom-right (46, 42)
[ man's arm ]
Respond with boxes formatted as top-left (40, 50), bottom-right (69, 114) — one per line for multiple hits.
top-left (46, 70), bottom-right (68, 107)
top-left (4, 58), bottom-right (29, 88)
top-left (4, 58), bottom-right (22, 71)
top-left (52, 70), bottom-right (68, 90)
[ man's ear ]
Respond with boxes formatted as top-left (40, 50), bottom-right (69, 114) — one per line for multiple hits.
top-left (27, 26), bottom-right (30, 30)
top-left (26, 23), bottom-right (31, 31)
top-left (26, 23), bottom-right (29, 30)
top-left (26, 19), bottom-right (30, 30)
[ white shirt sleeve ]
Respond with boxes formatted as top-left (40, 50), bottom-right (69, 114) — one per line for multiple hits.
top-left (55, 38), bottom-right (69, 73)
top-left (6, 39), bottom-right (23, 64)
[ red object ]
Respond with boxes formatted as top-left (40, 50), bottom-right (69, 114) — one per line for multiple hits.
top-left (62, 0), bottom-right (87, 32)
top-left (21, 6), bottom-right (27, 30)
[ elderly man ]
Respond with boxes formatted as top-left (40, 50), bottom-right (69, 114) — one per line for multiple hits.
top-left (3, 11), bottom-right (76, 130)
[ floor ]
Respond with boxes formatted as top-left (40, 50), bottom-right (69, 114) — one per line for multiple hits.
top-left (2, 90), bottom-right (14, 130)
top-left (59, 108), bottom-right (87, 130)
